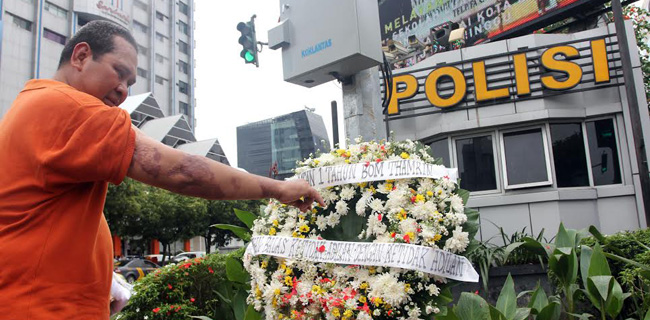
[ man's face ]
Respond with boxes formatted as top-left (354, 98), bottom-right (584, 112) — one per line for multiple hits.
top-left (79, 36), bottom-right (137, 107)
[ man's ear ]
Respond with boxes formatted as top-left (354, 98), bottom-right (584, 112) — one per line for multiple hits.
top-left (69, 42), bottom-right (92, 71)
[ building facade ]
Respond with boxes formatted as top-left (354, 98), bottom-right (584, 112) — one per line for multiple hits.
top-left (237, 109), bottom-right (331, 180)
top-left (0, 0), bottom-right (197, 130)
top-left (388, 22), bottom-right (649, 241)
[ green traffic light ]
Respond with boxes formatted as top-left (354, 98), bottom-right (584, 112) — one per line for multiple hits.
top-left (244, 51), bottom-right (255, 62)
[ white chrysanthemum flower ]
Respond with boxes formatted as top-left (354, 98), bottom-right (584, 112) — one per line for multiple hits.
top-left (427, 284), bottom-right (440, 296)
top-left (399, 218), bottom-right (418, 235)
top-left (365, 213), bottom-right (387, 238)
top-left (368, 273), bottom-right (408, 306)
top-left (440, 176), bottom-right (456, 190)
top-left (320, 188), bottom-right (339, 206)
top-left (335, 200), bottom-right (349, 215)
top-left (407, 306), bottom-right (422, 320)
top-left (327, 213), bottom-right (341, 227)
top-left (356, 196), bottom-right (369, 216)
top-left (374, 233), bottom-right (394, 243)
top-left (449, 194), bottom-right (464, 213)
top-left (339, 186), bottom-right (355, 201)
top-left (417, 179), bottom-right (434, 193)
top-left (357, 312), bottom-right (373, 320)
top-left (369, 198), bottom-right (384, 213)
top-left (315, 215), bottom-right (328, 231)
top-left (446, 212), bottom-right (468, 227)
top-left (433, 186), bottom-right (447, 199)
top-left (444, 227), bottom-right (469, 253)
top-left (317, 153), bottom-right (337, 165)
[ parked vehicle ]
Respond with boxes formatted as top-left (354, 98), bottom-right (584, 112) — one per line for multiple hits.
top-left (144, 254), bottom-right (173, 265)
top-left (171, 251), bottom-right (206, 263)
top-left (114, 258), bottom-right (160, 283)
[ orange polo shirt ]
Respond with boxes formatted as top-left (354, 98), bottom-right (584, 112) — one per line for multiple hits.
top-left (0, 79), bottom-right (135, 319)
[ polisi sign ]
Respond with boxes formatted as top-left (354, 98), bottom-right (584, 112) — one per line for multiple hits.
top-left (386, 38), bottom-right (614, 115)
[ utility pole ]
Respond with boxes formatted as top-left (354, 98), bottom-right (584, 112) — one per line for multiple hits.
top-left (342, 67), bottom-right (387, 142)
top-left (611, 0), bottom-right (650, 226)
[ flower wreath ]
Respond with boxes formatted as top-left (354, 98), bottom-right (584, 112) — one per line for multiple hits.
top-left (244, 138), bottom-right (479, 320)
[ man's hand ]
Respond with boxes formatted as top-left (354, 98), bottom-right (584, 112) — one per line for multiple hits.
top-left (275, 180), bottom-right (325, 212)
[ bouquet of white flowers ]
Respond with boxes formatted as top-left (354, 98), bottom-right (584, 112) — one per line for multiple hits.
top-left (244, 138), bottom-right (479, 320)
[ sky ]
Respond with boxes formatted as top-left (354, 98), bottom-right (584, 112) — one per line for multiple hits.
top-left (193, 1), bottom-right (345, 168)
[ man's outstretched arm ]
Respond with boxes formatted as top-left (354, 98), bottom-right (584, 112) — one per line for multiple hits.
top-left (126, 126), bottom-right (324, 212)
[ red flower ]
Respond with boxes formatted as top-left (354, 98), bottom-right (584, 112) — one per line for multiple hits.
top-left (167, 284), bottom-right (173, 290)
top-left (190, 297), bottom-right (195, 303)
top-left (153, 307), bottom-right (161, 313)
top-left (365, 161), bottom-right (370, 167)
top-left (208, 267), bottom-right (214, 274)
top-left (403, 234), bottom-right (410, 243)
top-left (377, 214), bottom-right (382, 221)
top-left (474, 290), bottom-right (479, 295)
top-left (391, 232), bottom-right (396, 238)
top-left (376, 158), bottom-right (382, 163)
top-left (317, 245), bottom-right (326, 253)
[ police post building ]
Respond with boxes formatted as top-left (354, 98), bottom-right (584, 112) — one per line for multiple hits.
top-left (386, 22), bottom-right (650, 240)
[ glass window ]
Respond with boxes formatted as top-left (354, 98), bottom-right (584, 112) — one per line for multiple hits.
top-left (9, 12), bottom-right (32, 31)
top-left (155, 11), bottom-right (164, 21)
top-left (551, 123), bottom-right (589, 187)
top-left (429, 138), bottom-right (450, 167)
top-left (502, 128), bottom-right (551, 188)
top-left (179, 21), bottom-right (189, 35)
top-left (155, 75), bottom-right (166, 84)
top-left (43, 28), bottom-right (66, 45)
top-left (155, 53), bottom-right (164, 63)
top-left (133, 20), bottom-right (148, 33)
top-left (586, 119), bottom-right (622, 185)
top-left (44, 1), bottom-right (67, 18)
top-left (178, 60), bottom-right (189, 74)
top-left (178, 81), bottom-right (189, 94)
top-left (179, 101), bottom-right (189, 115)
top-left (178, 40), bottom-right (189, 54)
top-left (137, 68), bottom-right (148, 79)
top-left (155, 32), bottom-right (165, 42)
top-left (455, 135), bottom-right (497, 192)
top-left (134, 0), bottom-right (147, 10)
top-left (137, 44), bottom-right (148, 56)
top-left (179, 1), bottom-right (189, 15)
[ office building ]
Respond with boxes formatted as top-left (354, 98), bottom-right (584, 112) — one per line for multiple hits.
top-left (237, 109), bottom-right (331, 180)
top-left (0, 0), bottom-right (197, 130)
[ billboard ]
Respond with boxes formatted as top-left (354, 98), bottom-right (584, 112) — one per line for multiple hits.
top-left (379, 0), bottom-right (600, 69)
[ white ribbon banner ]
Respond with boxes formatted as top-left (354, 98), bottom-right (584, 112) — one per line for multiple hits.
top-left (292, 160), bottom-right (458, 188)
top-left (245, 236), bottom-right (479, 283)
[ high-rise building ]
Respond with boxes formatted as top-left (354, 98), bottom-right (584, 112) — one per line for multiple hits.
top-left (0, 0), bottom-right (196, 131)
top-left (237, 109), bottom-right (331, 180)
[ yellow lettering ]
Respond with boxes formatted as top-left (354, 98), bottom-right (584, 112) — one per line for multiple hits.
top-left (424, 66), bottom-right (467, 108)
top-left (591, 39), bottom-right (610, 83)
top-left (385, 23), bottom-right (393, 34)
top-left (473, 61), bottom-right (510, 101)
top-left (513, 53), bottom-right (531, 95)
top-left (402, 15), bottom-right (409, 26)
top-left (410, 9), bottom-right (418, 21)
top-left (541, 45), bottom-right (583, 90)
top-left (387, 75), bottom-right (419, 115)
top-left (394, 17), bottom-right (401, 29)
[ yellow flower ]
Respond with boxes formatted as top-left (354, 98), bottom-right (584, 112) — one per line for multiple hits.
top-left (405, 232), bottom-right (415, 240)
top-left (284, 276), bottom-right (293, 286)
top-left (427, 190), bottom-right (434, 197)
top-left (292, 231), bottom-right (299, 238)
top-left (401, 152), bottom-right (410, 159)
top-left (369, 186), bottom-right (376, 194)
top-left (433, 234), bottom-right (442, 242)
top-left (336, 149), bottom-right (346, 156)
top-left (404, 283), bottom-right (411, 293)
top-left (272, 220), bottom-right (279, 227)
top-left (311, 208), bottom-right (318, 214)
top-left (298, 215), bottom-right (305, 221)
top-left (345, 159), bottom-right (351, 164)
top-left (279, 262), bottom-right (286, 270)
top-left (332, 308), bottom-right (341, 317)
top-left (255, 287), bottom-right (262, 297)
top-left (359, 296), bottom-right (367, 303)
top-left (312, 285), bottom-right (323, 294)
top-left (274, 288), bottom-right (281, 295)
top-left (345, 151), bottom-right (351, 158)
top-left (415, 194), bottom-right (425, 202)
top-left (261, 261), bottom-right (268, 269)
top-left (299, 225), bottom-right (310, 233)
top-left (397, 209), bottom-right (407, 221)
top-left (368, 267), bottom-right (376, 274)
top-left (314, 159), bottom-right (320, 165)
top-left (371, 297), bottom-right (384, 305)
top-left (385, 183), bottom-right (393, 191)
top-left (343, 309), bottom-right (353, 318)
top-left (358, 182), bottom-right (367, 188)
top-left (269, 227), bottom-right (277, 235)
top-left (285, 268), bottom-right (293, 276)
top-left (359, 282), bottom-right (369, 290)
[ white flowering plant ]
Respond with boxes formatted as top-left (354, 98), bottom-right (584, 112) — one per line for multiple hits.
top-left (244, 138), bottom-right (479, 320)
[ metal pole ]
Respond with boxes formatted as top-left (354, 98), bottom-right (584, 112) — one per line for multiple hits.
top-left (611, 0), bottom-right (650, 225)
top-left (331, 101), bottom-right (339, 147)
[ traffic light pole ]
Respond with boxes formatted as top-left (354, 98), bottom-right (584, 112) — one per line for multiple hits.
top-left (342, 67), bottom-right (387, 143)
top-left (611, 0), bottom-right (650, 227)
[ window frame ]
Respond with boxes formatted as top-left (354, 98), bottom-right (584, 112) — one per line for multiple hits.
top-left (44, 1), bottom-right (67, 19)
top-left (178, 40), bottom-right (189, 54)
top-left (452, 131), bottom-right (501, 194)
top-left (584, 116), bottom-right (624, 187)
top-left (8, 12), bottom-right (32, 32)
top-left (43, 28), bottom-right (66, 45)
top-left (178, 80), bottom-right (189, 95)
top-left (179, 1), bottom-right (189, 15)
top-left (499, 125), bottom-right (553, 190)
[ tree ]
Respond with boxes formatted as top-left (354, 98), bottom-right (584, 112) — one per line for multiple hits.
top-left (201, 199), bottom-right (263, 253)
top-left (105, 177), bottom-right (147, 242)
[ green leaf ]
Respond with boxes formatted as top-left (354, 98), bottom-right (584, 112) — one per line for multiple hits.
top-left (458, 188), bottom-right (470, 205)
top-left (213, 224), bottom-right (251, 241)
top-left (233, 208), bottom-right (257, 229)
top-left (556, 223), bottom-right (575, 248)
top-left (605, 279), bottom-right (625, 318)
top-left (580, 245), bottom-right (593, 289)
top-left (226, 256), bottom-right (249, 284)
top-left (536, 302), bottom-right (562, 320)
top-left (496, 274), bottom-right (517, 320)
top-left (645, 309), bottom-right (650, 320)
top-left (489, 306), bottom-right (507, 320)
top-left (244, 304), bottom-right (262, 320)
top-left (521, 237), bottom-right (552, 257)
top-left (528, 284), bottom-right (549, 313)
top-left (603, 252), bottom-right (650, 272)
top-left (587, 275), bottom-right (614, 302)
top-left (190, 317), bottom-right (215, 320)
top-left (588, 226), bottom-right (626, 256)
top-left (438, 308), bottom-right (460, 320)
top-left (588, 243), bottom-right (612, 277)
top-left (502, 242), bottom-right (525, 263)
top-left (463, 208), bottom-right (480, 240)
top-left (514, 308), bottom-right (531, 320)
top-left (233, 289), bottom-right (247, 320)
top-left (455, 292), bottom-right (490, 320)
top-left (213, 289), bottom-right (232, 304)
top-left (565, 313), bottom-right (594, 320)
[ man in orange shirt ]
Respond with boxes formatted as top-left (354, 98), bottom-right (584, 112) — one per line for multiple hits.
top-left (0, 20), bottom-right (323, 319)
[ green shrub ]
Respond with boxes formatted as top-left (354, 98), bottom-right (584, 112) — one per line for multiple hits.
top-left (116, 248), bottom-right (245, 320)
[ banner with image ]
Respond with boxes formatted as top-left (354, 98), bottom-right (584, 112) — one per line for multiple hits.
top-left (246, 235), bottom-right (479, 282)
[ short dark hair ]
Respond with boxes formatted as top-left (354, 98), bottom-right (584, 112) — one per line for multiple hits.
top-left (57, 20), bottom-right (137, 68)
